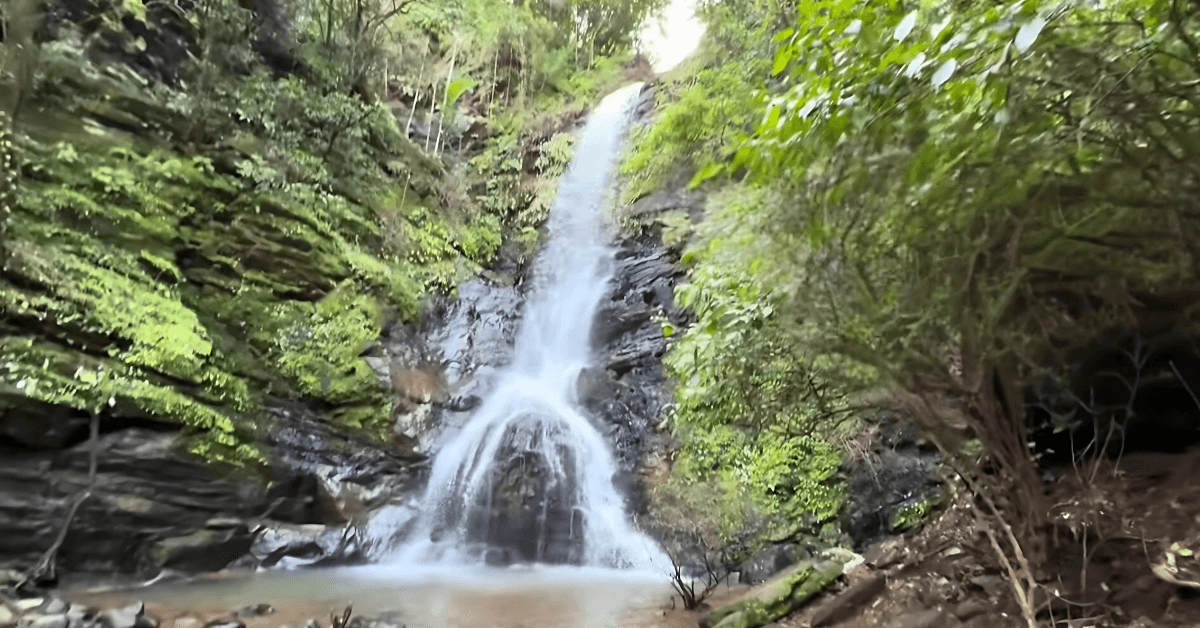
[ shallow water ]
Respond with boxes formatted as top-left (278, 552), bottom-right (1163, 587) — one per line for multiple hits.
top-left (70, 566), bottom-right (696, 628)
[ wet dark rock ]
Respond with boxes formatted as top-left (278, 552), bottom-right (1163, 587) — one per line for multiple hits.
top-left (738, 544), bottom-right (805, 586)
top-left (443, 395), bottom-right (481, 413)
top-left (462, 420), bottom-right (584, 565)
top-left (375, 279), bottom-right (524, 455)
top-left (0, 428), bottom-right (258, 577)
top-left (626, 189), bottom-right (705, 223)
top-left (587, 232), bottom-right (686, 486)
top-left (0, 405), bottom-right (89, 450)
top-left (841, 415), bottom-right (942, 548)
top-left (151, 526), bottom-right (254, 574)
top-left (42, 0), bottom-right (197, 86)
top-left (264, 402), bottom-right (424, 525)
top-left (0, 399), bottom-right (421, 579)
top-left (483, 547), bottom-right (518, 567)
top-left (250, 524), bottom-right (359, 569)
top-left (421, 280), bottom-right (524, 382)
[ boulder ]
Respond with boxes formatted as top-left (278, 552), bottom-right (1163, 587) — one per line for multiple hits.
top-left (234, 605), bottom-right (274, 619)
top-left (737, 544), bottom-right (805, 586)
top-left (703, 559), bottom-right (845, 628)
top-left (842, 415), bottom-right (942, 547)
top-left (264, 402), bottom-right (424, 524)
top-left (150, 526), bottom-right (253, 573)
top-left (460, 419), bottom-right (584, 565)
top-left (250, 523), bottom-right (358, 569)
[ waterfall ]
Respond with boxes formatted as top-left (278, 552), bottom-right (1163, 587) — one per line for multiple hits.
top-left (381, 83), bottom-right (668, 572)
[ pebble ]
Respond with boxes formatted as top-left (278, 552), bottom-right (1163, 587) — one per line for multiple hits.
top-left (172, 618), bottom-right (201, 628)
top-left (100, 603), bottom-right (146, 628)
top-left (952, 599), bottom-right (988, 621)
top-left (883, 609), bottom-right (947, 628)
top-left (967, 574), bottom-right (1006, 599)
top-left (29, 615), bottom-right (69, 628)
top-left (202, 621), bottom-right (244, 628)
top-left (14, 601), bottom-right (43, 613)
top-left (42, 602), bottom-right (67, 616)
top-left (1, 607), bottom-right (14, 627)
top-left (235, 605), bottom-right (274, 619)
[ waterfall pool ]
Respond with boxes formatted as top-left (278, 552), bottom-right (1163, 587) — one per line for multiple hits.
top-left (66, 565), bottom-right (704, 628)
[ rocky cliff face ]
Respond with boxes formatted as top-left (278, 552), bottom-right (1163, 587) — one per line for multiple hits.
top-left (0, 403), bottom-right (426, 581)
top-left (586, 232), bottom-right (687, 492)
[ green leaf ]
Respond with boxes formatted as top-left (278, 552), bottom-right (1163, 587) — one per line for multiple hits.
top-left (444, 76), bottom-right (478, 109)
top-left (894, 11), bottom-right (918, 42)
top-left (690, 162), bottom-right (725, 188)
top-left (773, 45), bottom-right (793, 76)
top-left (1014, 17), bottom-right (1046, 52)
top-left (931, 59), bottom-right (957, 88)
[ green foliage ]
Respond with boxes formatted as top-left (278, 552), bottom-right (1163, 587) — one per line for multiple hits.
top-left (620, 61), bottom-right (762, 203)
top-left (891, 499), bottom-right (934, 532)
top-left (660, 187), bottom-right (850, 545)
top-left (3, 0), bottom-right (658, 465)
top-left (641, 0), bottom-right (1200, 554)
top-left (524, 0), bottom-right (669, 56)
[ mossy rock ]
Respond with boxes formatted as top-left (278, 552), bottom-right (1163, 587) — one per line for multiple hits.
top-left (703, 559), bottom-right (845, 628)
top-left (890, 490), bottom-right (946, 533)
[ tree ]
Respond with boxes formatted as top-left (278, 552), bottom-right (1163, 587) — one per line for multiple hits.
top-left (690, 0), bottom-right (1200, 567)
top-left (0, 0), bottom-right (42, 270)
top-left (521, 0), bottom-right (667, 58)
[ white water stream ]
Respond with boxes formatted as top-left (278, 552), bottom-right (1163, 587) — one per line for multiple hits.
top-left (376, 83), bottom-right (669, 573)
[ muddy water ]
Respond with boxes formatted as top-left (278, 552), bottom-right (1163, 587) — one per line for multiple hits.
top-left (69, 566), bottom-right (699, 628)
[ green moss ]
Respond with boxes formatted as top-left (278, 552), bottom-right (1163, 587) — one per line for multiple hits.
top-left (704, 559), bottom-right (845, 628)
top-left (0, 338), bottom-right (261, 464)
top-left (890, 492), bottom-right (946, 533)
top-left (266, 284), bottom-right (383, 403)
top-left (891, 501), bottom-right (932, 532)
top-left (4, 0), bottom-right (653, 467)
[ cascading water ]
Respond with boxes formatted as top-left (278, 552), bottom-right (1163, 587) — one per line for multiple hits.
top-left (383, 83), bottom-right (668, 572)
